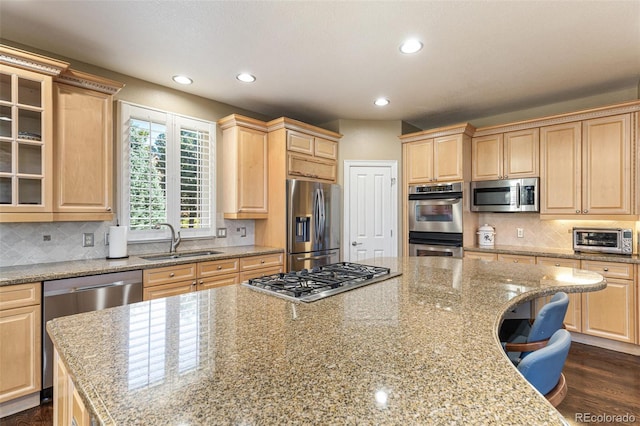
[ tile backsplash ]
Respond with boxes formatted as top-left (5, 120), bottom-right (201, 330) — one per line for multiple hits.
top-left (474, 213), bottom-right (638, 251)
top-left (0, 215), bottom-right (255, 267)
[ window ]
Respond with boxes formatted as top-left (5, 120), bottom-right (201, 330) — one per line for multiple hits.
top-left (119, 102), bottom-right (215, 240)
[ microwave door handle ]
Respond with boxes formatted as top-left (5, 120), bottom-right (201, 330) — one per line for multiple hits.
top-left (515, 183), bottom-right (521, 209)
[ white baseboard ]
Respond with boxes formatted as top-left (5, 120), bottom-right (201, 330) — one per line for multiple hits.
top-left (571, 332), bottom-right (640, 356)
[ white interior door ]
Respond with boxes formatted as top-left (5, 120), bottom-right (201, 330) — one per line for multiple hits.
top-left (344, 161), bottom-right (397, 262)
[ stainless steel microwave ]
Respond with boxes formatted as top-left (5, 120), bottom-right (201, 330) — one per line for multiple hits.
top-left (573, 227), bottom-right (633, 255)
top-left (470, 178), bottom-right (539, 212)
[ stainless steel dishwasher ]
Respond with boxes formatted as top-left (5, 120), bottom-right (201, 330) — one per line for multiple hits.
top-left (42, 270), bottom-right (143, 400)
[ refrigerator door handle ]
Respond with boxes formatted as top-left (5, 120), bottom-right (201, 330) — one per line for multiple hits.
top-left (313, 188), bottom-right (321, 244)
top-left (319, 188), bottom-right (326, 243)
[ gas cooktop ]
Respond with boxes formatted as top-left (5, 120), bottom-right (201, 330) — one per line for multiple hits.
top-left (243, 262), bottom-right (402, 302)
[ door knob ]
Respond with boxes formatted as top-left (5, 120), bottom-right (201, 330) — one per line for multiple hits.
top-left (352, 241), bottom-right (363, 246)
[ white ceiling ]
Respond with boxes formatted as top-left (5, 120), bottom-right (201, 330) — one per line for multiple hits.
top-left (1, 1), bottom-right (639, 129)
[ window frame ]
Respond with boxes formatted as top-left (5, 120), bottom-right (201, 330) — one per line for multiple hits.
top-left (117, 101), bottom-right (216, 242)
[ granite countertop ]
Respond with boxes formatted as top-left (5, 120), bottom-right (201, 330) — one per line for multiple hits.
top-left (0, 245), bottom-right (283, 286)
top-left (48, 257), bottom-right (605, 425)
top-left (464, 244), bottom-right (640, 263)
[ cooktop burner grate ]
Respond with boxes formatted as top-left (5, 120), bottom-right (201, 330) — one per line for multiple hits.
top-left (244, 262), bottom-right (401, 302)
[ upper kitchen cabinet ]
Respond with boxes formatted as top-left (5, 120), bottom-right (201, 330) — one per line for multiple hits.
top-left (219, 114), bottom-right (269, 219)
top-left (52, 70), bottom-right (124, 221)
top-left (471, 128), bottom-right (539, 181)
top-left (540, 113), bottom-right (632, 218)
top-left (0, 45), bottom-right (69, 222)
top-left (400, 123), bottom-right (474, 184)
top-left (277, 121), bottom-right (340, 183)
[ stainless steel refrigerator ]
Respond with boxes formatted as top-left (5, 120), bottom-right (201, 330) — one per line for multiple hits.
top-left (287, 179), bottom-right (341, 271)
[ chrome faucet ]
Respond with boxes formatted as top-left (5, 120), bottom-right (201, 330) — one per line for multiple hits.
top-left (154, 222), bottom-right (181, 253)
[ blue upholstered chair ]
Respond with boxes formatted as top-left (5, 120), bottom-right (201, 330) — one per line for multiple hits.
top-left (502, 292), bottom-right (569, 365)
top-left (517, 328), bottom-right (571, 407)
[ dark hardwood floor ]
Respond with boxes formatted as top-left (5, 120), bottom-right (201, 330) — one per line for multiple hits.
top-left (1, 343), bottom-right (638, 425)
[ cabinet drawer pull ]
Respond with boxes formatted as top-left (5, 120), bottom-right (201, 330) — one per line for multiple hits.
top-left (169, 272), bottom-right (175, 277)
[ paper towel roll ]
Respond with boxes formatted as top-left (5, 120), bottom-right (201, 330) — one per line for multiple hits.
top-left (108, 226), bottom-right (128, 259)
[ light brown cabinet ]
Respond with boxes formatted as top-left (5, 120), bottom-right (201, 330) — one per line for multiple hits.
top-left (534, 258), bottom-right (636, 343)
top-left (535, 257), bottom-right (582, 332)
top-left (540, 114), bottom-right (631, 217)
top-left (404, 134), bottom-right (465, 184)
top-left (219, 115), bottom-right (269, 219)
top-left (143, 253), bottom-right (283, 300)
top-left (286, 129), bottom-right (338, 183)
top-left (143, 263), bottom-right (197, 300)
top-left (239, 253), bottom-right (284, 281)
top-left (0, 64), bottom-right (54, 220)
top-left (580, 260), bottom-right (635, 343)
top-left (54, 348), bottom-right (90, 426)
top-left (0, 282), bottom-right (41, 404)
top-left (471, 128), bottom-right (539, 181)
top-left (52, 72), bottom-right (123, 221)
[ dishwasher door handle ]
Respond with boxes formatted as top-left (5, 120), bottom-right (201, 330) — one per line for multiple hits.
top-left (70, 281), bottom-right (130, 293)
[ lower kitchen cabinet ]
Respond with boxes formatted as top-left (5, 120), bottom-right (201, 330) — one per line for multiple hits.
top-left (54, 348), bottom-right (90, 426)
top-left (580, 260), bottom-right (635, 343)
top-left (535, 257), bottom-right (582, 332)
top-left (239, 253), bottom-right (284, 281)
top-left (143, 263), bottom-right (197, 301)
top-left (0, 283), bottom-right (41, 404)
top-left (143, 253), bottom-right (284, 300)
top-left (535, 258), bottom-right (636, 343)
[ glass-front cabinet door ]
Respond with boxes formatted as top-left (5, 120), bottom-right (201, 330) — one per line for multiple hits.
top-left (0, 65), bottom-right (52, 213)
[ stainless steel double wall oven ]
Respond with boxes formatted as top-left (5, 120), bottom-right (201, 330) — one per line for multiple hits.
top-left (408, 182), bottom-right (463, 258)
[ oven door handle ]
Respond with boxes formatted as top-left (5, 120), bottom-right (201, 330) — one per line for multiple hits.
top-left (409, 239), bottom-right (462, 247)
top-left (409, 198), bottom-right (462, 204)
top-left (409, 192), bottom-right (463, 201)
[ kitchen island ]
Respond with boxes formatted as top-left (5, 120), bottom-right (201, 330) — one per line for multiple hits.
top-left (47, 257), bottom-right (605, 425)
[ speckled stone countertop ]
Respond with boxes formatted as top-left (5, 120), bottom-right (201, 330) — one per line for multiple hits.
top-left (0, 245), bottom-right (283, 286)
top-left (464, 244), bottom-right (640, 263)
top-left (48, 257), bottom-right (605, 425)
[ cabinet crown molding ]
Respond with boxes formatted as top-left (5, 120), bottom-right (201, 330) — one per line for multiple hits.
top-left (267, 117), bottom-right (342, 141)
top-left (55, 69), bottom-right (124, 95)
top-left (473, 100), bottom-right (640, 137)
top-left (399, 122), bottom-right (475, 143)
top-left (218, 114), bottom-right (268, 131)
top-left (0, 44), bottom-right (69, 76)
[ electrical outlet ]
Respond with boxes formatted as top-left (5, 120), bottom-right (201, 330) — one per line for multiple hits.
top-left (43, 235), bottom-right (51, 241)
top-left (217, 228), bottom-right (227, 238)
top-left (82, 233), bottom-right (95, 247)
top-left (517, 228), bottom-right (524, 238)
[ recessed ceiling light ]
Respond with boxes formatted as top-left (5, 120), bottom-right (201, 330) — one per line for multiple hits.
top-left (172, 75), bottom-right (193, 85)
top-left (399, 39), bottom-right (423, 54)
top-left (374, 98), bottom-right (390, 106)
top-left (236, 73), bottom-right (256, 83)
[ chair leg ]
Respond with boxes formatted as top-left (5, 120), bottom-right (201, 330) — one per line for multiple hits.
top-left (545, 373), bottom-right (568, 407)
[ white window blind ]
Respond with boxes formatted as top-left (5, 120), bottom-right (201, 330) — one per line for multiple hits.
top-left (119, 102), bottom-right (215, 240)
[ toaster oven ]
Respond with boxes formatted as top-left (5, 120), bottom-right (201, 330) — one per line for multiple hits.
top-left (573, 228), bottom-right (633, 255)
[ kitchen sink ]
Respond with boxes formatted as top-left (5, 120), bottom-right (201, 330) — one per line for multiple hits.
top-left (140, 250), bottom-right (222, 261)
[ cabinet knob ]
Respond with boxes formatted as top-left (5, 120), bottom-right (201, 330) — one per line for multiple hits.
top-left (199, 280), bottom-right (204, 284)
top-left (217, 265), bottom-right (222, 270)
top-left (192, 281), bottom-right (197, 286)
top-left (504, 175), bottom-right (508, 179)
top-left (261, 260), bottom-right (265, 264)
top-left (583, 209), bottom-right (588, 213)
top-left (106, 207), bottom-right (112, 212)
top-left (513, 260), bottom-right (519, 263)
top-left (603, 267), bottom-right (609, 272)
top-left (555, 263), bottom-right (560, 267)
top-left (576, 210), bottom-right (580, 213)
top-left (169, 272), bottom-right (175, 277)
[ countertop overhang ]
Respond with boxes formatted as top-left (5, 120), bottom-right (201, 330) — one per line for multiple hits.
top-left (47, 257), bottom-right (605, 425)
